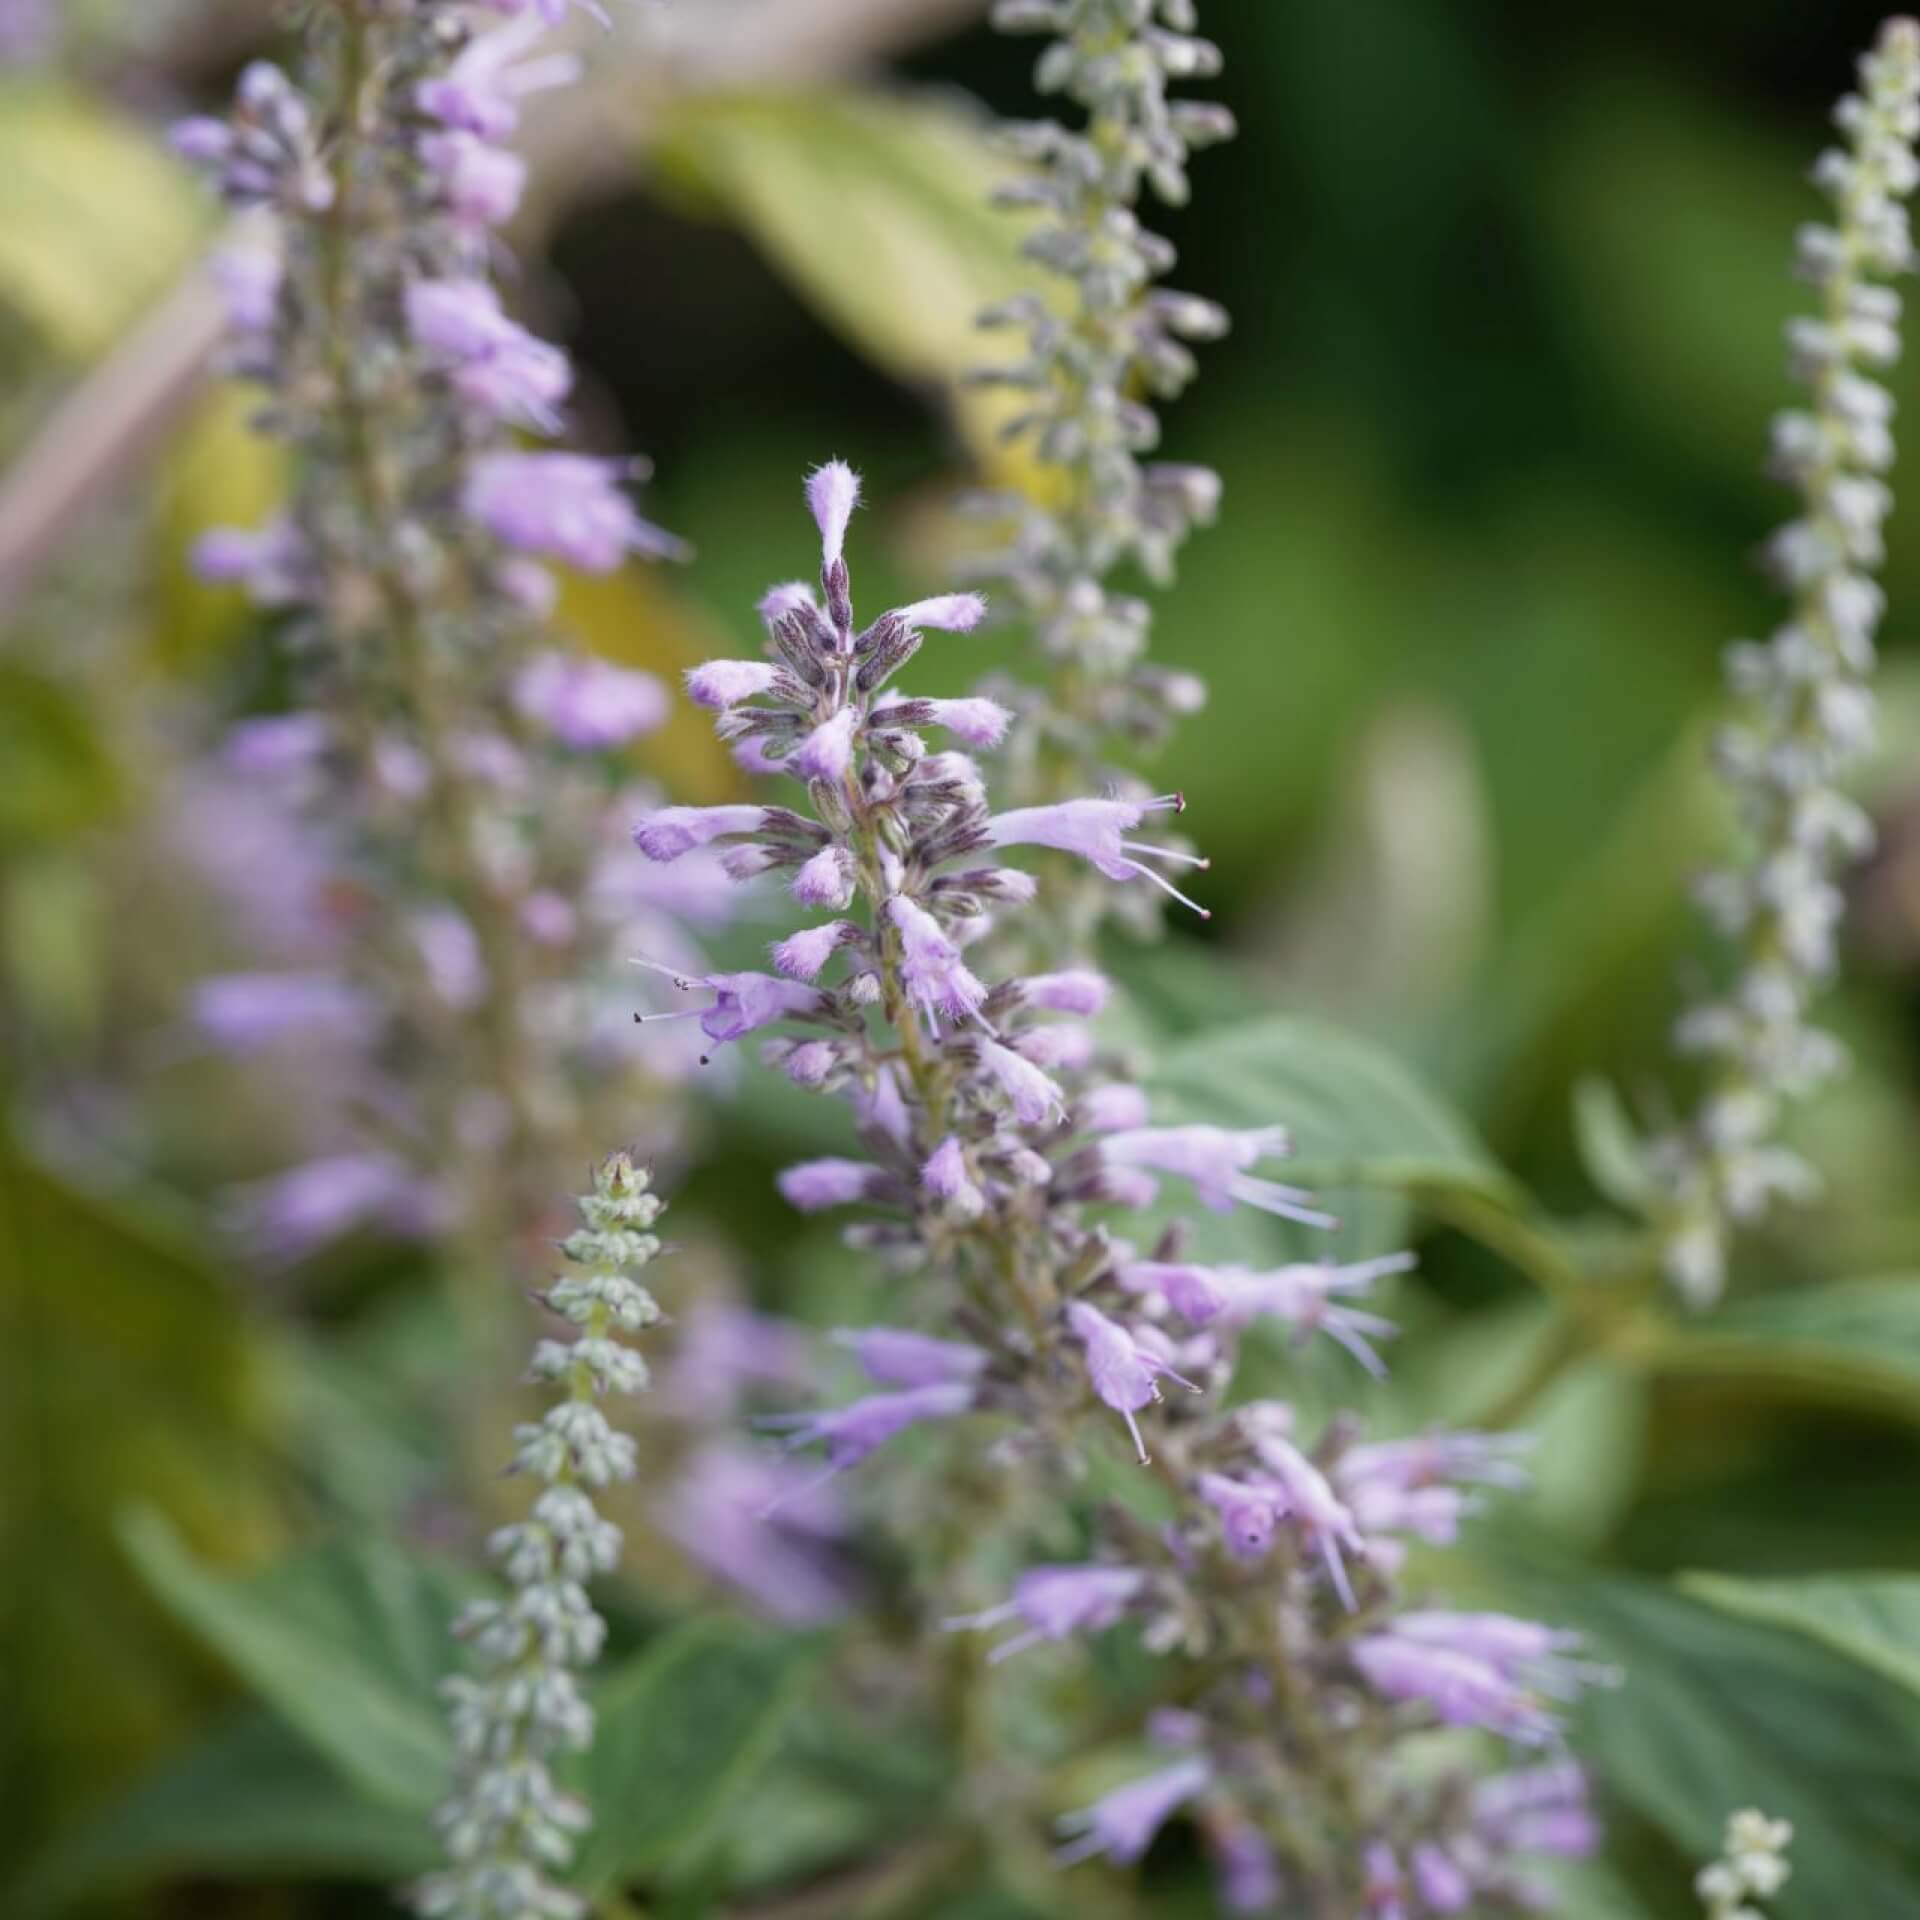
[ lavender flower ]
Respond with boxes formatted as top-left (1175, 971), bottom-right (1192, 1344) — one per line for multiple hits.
top-left (1055, 1755), bottom-right (1212, 1867)
top-left (173, 0), bottom-right (695, 1282)
top-left (946, 1562), bottom-right (1146, 1662)
top-left (1651, 17), bottom-right (1920, 1304)
top-left (634, 461), bottom-right (1597, 1906)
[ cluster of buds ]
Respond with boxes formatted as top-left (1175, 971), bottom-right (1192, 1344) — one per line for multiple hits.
top-left (964, 0), bottom-right (1232, 942)
top-left (416, 1152), bottom-right (663, 1920)
top-left (1696, 1810), bottom-right (1793, 1920)
top-left (170, 3), bottom-right (710, 1268)
top-left (1652, 17), bottom-right (1920, 1304)
top-left (631, 467), bottom-right (1604, 1914)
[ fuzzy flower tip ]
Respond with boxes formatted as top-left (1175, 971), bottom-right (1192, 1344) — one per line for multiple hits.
top-left (632, 804), bottom-right (764, 863)
top-left (806, 460), bottom-right (861, 566)
top-left (888, 895), bottom-right (988, 1028)
top-left (685, 659), bottom-right (779, 710)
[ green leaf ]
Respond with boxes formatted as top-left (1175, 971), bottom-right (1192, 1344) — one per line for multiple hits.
top-left (1683, 1572), bottom-right (1920, 1703)
top-left (1571, 1076), bottom-right (1657, 1215)
top-left (0, 663), bottom-right (119, 846)
top-left (1655, 1276), bottom-right (1920, 1424)
top-left (9, 1711), bottom-right (432, 1916)
top-left (0, 83), bottom-right (205, 358)
top-left (0, 1144), bottom-right (278, 1845)
top-left (648, 91), bottom-right (1047, 464)
top-left (1143, 1015), bottom-right (1521, 1261)
top-left (574, 1617), bottom-right (822, 1893)
top-left (1517, 1571), bottom-right (1920, 1919)
top-left (121, 1511), bottom-right (475, 1812)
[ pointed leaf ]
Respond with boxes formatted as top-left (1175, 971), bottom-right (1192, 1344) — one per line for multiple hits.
top-left (10, 1712), bottom-right (432, 1916)
top-left (121, 1511), bottom-right (475, 1811)
top-left (1656, 1275), bottom-right (1920, 1423)
top-left (575, 1617), bottom-right (822, 1892)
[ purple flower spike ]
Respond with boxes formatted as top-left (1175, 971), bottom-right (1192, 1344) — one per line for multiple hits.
top-left (792, 846), bottom-right (856, 909)
top-left (464, 453), bottom-right (682, 572)
top-left (792, 707), bottom-right (857, 783)
top-left (878, 695), bottom-right (1009, 747)
top-left (986, 795), bottom-right (1210, 916)
top-left (632, 960), bottom-right (823, 1048)
top-left (1078, 1083), bottom-right (1151, 1133)
top-left (771, 921), bottom-right (856, 982)
top-left (1364, 1843), bottom-right (1409, 1920)
top-left (922, 1136), bottom-right (985, 1216)
top-left (945, 1562), bottom-right (1145, 1662)
top-left (407, 278), bottom-right (572, 429)
top-left (806, 460), bottom-right (861, 566)
top-left (1195, 1470), bottom-right (1284, 1561)
top-left (758, 1381), bottom-right (973, 1497)
top-left (1349, 1633), bottom-right (1561, 1745)
top-left (632, 804), bottom-right (765, 862)
top-left (514, 652), bottom-right (666, 750)
top-left (776, 1157), bottom-right (886, 1213)
top-left (193, 519), bottom-right (309, 606)
top-left (894, 592), bottom-right (988, 632)
top-left (192, 972), bottom-right (374, 1053)
top-left (833, 1326), bottom-right (988, 1389)
top-left (1101, 1124), bottom-right (1335, 1227)
top-left (1212, 1824), bottom-right (1282, 1916)
top-left (1055, 1755), bottom-right (1211, 1868)
top-left (888, 895), bottom-right (988, 1028)
top-left (1411, 1844), bottom-right (1472, 1913)
top-left (1252, 1428), bottom-right (1368, 1609)
top-left (978, 1039), bottom-right (1066, 1126)
top-left (420, 131), bottom-right (526, 227)
top-left (416, 16), bottom-right (581, 141)
top-left (1066, 1300), bottom-right (1202, 1464)
top-left (685, 659), bottom-right (780, 709)
top-left (226, 1153), bottom-right (438, 1265)
top-left (211, 246), bottom-right (282, 333)
top-left (1022, 969), bottom-right (1111, 1016)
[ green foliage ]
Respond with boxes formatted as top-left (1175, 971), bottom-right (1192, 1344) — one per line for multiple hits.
top-left (0, 662), bottom-right (119, 847)
top-left (121, 1511), bottom-right (474, 1811)
top-left (0, 1144), bottom-right (278, 1851)
top-left (1682, 1572), bottom-right (1920, 1699)
top-left (573, 1617), bottom-right (823, 1891)
top-left (107, 1514), bottom-right (820, 1905)
top-left (649, 89), bottom-right (1048, 464)
top-left (12, 1713), bottom-right (434, 1917)
top-left (1144, 1012), bottom-right (1519, 1261)
top-left (1538, 1573), bottom-right (1920, 1919)
top-left (1659, 1277), bottom-right (1920, 1424)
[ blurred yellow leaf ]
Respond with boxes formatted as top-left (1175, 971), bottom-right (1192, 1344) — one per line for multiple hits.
top-left (0, 83), bottom-right (206, 360)
top-left (649, 90), bottom-right (1053, 479)
top-left (150, 385), bottom-right (288, 671)
top-left (556, 562), bottom-right (742, 802)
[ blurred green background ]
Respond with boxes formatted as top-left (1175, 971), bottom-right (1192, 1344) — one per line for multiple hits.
top-left (10, 2), bottom-right (1920, 1916)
